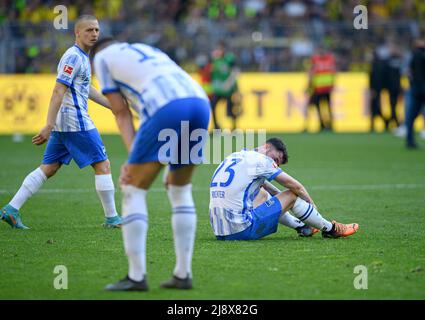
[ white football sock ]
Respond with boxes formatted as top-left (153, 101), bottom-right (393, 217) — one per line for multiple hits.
top-left (9, 168), bottom-right (47, 210)
top-left (122, 185), bottom-right (148, 282)
top-left (291, 197), bottom-right (333, 231)
top-left (95, 174), bottom-right (118, 218)
top-left (279, 211), bottom-right (305, 229)
top-left (167, 183), bottom-right (196, 279)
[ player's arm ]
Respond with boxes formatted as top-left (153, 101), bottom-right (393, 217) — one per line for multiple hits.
top-left (274, 171), bottom-right (315, 206)
top-left (262, 180), bottom-right (281, 196)
top-left (223, 67), bottom-right (240, 91)
top-left (32, 82), bottom-right (68, 145)
top-left (89, 85), bottom-right (111, 109)
top-left (104, 92), bottom-right (135, 152)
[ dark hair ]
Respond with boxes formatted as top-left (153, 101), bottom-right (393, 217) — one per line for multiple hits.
top-left (90, 37), bottom-right (116, 60)
top-left (266, 137), bottom-right (288, 164)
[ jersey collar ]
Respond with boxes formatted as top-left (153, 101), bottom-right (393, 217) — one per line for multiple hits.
top-left (74, 44), bottom-right (89, 58)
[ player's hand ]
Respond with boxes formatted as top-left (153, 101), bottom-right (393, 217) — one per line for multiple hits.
top-left (32, 125), bottom-right (53, 145)
top-left (119, 163), bottom-right (132, 186)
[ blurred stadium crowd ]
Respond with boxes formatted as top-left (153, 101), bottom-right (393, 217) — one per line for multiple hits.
top-left (0, 0), bottom-right (424, 73)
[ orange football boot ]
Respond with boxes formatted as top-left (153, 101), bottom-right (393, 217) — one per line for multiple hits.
top-left (322, 220), bottom-right (359, 238)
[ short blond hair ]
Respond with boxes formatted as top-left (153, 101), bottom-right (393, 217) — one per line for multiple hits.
top-left (74, 15), bottom-right (98, 32)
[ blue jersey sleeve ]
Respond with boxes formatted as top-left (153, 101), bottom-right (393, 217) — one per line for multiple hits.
top-left (56, 53), bottom-right (81, 87)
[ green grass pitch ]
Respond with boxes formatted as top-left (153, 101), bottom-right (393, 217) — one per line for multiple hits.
top-left (0, 133), bottom-right (424, 299)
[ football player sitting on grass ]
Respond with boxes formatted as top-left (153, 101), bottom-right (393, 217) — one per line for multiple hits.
top-left (208, 137), bottom-right (359, 241)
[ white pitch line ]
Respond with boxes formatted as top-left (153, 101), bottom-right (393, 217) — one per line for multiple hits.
top-left (0, 183), bottom-right (424, 195)
top-left (309, 183), bottom-right (425, 191)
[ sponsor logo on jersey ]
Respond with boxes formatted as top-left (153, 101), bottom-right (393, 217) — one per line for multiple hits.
top-left (63, 65), bottom-right (74, 75)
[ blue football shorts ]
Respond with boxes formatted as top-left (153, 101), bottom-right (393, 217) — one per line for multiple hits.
top-left (216, 196), bottom-right (283, 241)
top-left (42, 128), bottom-right (108, 169)
top-left (128, 97), bottom-right (211, 171)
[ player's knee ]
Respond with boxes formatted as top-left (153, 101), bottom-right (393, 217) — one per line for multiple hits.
top-left (120, 174), bottom-right (147, 189)
top-left (167, 165), bottom-right (195, 186)
top-left (276, 189), bottom-right (297, 207)
top-left (167, 183), bottom-right (195, 208)
top-left (93, 160), bottom-right (111, 175)
top-left (40, 164), bottom-right (60, 178)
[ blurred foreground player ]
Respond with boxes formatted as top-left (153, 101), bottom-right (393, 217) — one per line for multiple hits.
top-left (1, 15), bottom-right (122, 229)
top-left (92, 38), bottom-right (210, 291)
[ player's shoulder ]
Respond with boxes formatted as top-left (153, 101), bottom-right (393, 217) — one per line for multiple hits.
top-left (246, 150), bottom-right (275, 166)
top-left (60, 46), bottom-right (84, 64)
top-left (60, 46), bottom-right (77, 59)
top-left (95, 42), bottom-right (128, 62)
top-left (105, 42), bottom-right (127, 54)
top-left (222, 151), bottom-right (246, 165)
top-left (132, 42), bottom-right (162, 52)
top-left (132, 42), bottom-right (170, 59)
top-left (225, 151), bottom-right (242, 160)
top-left (234, 149), bottom-right (267, 166)
top-left (131, 42), bottom-right (151, 50)
top-left (243, 149), bottom-right (267, 159)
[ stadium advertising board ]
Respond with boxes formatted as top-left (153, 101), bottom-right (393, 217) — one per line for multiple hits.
top-left (0, 73), bottom-right (418, 134)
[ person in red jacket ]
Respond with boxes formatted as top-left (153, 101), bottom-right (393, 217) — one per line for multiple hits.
top-left (306, 47), bottom-right (336, 132)
top-left (197, 54), bottom-right (213, 101)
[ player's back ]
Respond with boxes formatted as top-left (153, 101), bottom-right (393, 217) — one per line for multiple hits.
top-left (210, 151), bottom-right (254, 210)
top-left (209, 150), bottom-right (280, 236)
top-left (94, 42), bottom-right (208, 123)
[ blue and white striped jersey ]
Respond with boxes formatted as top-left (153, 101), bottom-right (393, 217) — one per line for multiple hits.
top-left (209, 150), bottom-right (283, 236)
top-left (55, 45), bottom-right (95, 132)
top-left (93, 42), bottom-right (208, 125)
